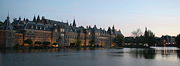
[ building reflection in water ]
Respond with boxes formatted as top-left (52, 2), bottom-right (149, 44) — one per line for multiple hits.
top-left (130, 48), bottom-right (156, 59)
top-left (176, 50), bottom-right (180, 59)
top-left (0, 48), bottom-right (62, 53)
top-left (129, 47), bottom-right (180, 60)
top-left (0, 48), bottom-right (104, 54)
top-left (0, 48), bottom-right (180, 60)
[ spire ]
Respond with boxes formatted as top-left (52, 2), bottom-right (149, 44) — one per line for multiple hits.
top-left (73, 18), bottom-right (76, 27)
top-left (18, 17), bottom-right (21, 21)
top-left (3, 15), bottom-right (13, 30)
top-left (67, 20), bottom-right (68, 23)
top-left (107, 27), bottom-right (111, 35)
top-left (33, 15), bottom-right (36, 22)
top-left (41, 16), bottom-right (45, 24)
top-left (23, 18), bottom-right (26, 21)
top-left (37, 15), bottom-right (40, 23)
top-left (145, 27), bottom-right (147, 31)
top-left (88, 25), bottom-right (91, 29)
top-left (144, 27), bottom-right (148, 37)
top-left (93, 25), bottom-right (97, 29)
top-left (112, 25), bottom-right (115, 29)
top-left (112, 25), bottom-right (115, 33)
top-left (7, 12), bottom-right (10, 20)
top-left (66, 20), bottom-right (69, 25)
top-left (26, 18), bottom-right (29, 22)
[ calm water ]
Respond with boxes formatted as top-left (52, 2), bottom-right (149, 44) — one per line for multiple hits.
top-left (0, 47), bottom-right (180, 66)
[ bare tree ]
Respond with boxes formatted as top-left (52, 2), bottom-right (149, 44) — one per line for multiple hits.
top-left (131, 28), bottom-right (143, 37)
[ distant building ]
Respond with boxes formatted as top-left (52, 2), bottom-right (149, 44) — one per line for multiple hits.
top-left (0, 15), bottom-right (123, 48)
top-left (161, 35), bottom-right (176, 45)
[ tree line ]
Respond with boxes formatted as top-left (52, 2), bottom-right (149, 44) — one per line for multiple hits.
top-left (113, 28), bottom-right (180, 48)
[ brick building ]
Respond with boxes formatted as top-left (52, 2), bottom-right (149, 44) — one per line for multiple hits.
top-left (0, 15), bottom-right (123, 48)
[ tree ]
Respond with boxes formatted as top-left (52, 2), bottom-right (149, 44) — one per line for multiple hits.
top-left (35, 41), bottom-right (42, 44)
top-left (124, 37), bottom-right (134, 43)
top-left (42, 41), bottom-right (51, 45)
top-left (76, 39), bottom-right (82, 47)
top-left (175, 34), bottom-right (180, 48)
top-left (131, 28), bottom-right (143, 37)
top-left (53, 42), bottom-right (57, 45)
top-left (131, 29), bottom-right (144, 46)
top-left (83, 29), bottom-right (87, 47)
top-left (24, 39), bottom-right (33, 45)
top-left (130, 28), bottom-right (156, 47)
top-left (20, 30), bottom-right (26, 46)
top-left (113, 34), bottom-right (124, 47)
top-left (89, 40), bottom-right (95, 47)
top-left (89, 27), bottom-right (96, 47)
top-left (53, 42), bottom-right (59, 47)
top-left (134, 36), bottom-right (144, 45)
top-left (144, 30), bottom-right (156, 46)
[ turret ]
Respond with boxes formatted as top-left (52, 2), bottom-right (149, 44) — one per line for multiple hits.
top-left (41, 16), bottom-right (45, 24)
top-left (18, 17), bottom-right (21, 21)
top-left (33, 15), bottom-right (36, 22)
top-left (3, 15), bottom-right (13, 30)
top-left (112, 25), bottom-right (115, 34)
top-left (37, 15), bottom-right (40, 23)
top-left (107, 27), bottom-right (112, 35)
top-left (73, 18), bottom-right (76, 27)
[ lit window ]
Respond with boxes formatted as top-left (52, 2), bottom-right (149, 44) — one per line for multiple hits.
top-left (60, 28), bottom-right (64, 32)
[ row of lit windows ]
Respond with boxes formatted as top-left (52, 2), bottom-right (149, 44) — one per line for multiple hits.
top-left (29, 25), bottom-right (47, 30)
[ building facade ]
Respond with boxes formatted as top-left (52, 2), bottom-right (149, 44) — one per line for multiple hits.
top-left (0, 15), bottom-right (123, 48)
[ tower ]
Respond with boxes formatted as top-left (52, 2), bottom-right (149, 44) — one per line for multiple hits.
top-left (0, 15), bottom-right (15, 48)
top-left (33, 15), bottom-right (36, 22)
top-left (18, 17), bottom-right (21, 21)
top-left (37, 15), bottom-right (40, 23)
top-left (144, 27), bottom-right (148, 37)
top-left (41, 16), bottom-right (45, 24)
top-left (3, 15), bottom-right (13, 30)
top-left (73, 18), bottom-right (76, 27)
top-left (112, 25), bottom-right (115, 34)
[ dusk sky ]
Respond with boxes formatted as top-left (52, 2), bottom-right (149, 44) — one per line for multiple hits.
top-left (0, 0), bottom-right (180, 37)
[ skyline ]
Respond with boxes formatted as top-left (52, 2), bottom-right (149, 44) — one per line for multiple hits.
top-left (0, 0), bottom-right (180, 37)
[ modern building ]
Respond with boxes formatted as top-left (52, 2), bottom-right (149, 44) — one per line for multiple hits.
top-left (0, 15), bottom-right (123, 48)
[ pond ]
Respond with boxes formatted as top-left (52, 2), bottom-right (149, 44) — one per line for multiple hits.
top-left (0, 47), bottom-right (180, 66)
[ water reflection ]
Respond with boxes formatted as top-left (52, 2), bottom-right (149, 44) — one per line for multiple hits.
top-left (177, 50), bottom-right (180, 59)
top-left (0, 48), bottom-right (62, 53)
top-left (0, 47), bottom-right (180, 66)
top-left (129, 47), bottom-right (180, 60)
top-left (129, 48), bottom-right (156, 59)
top-left (0, 48), bottom-right (104, 54)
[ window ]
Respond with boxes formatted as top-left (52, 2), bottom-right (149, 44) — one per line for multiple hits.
top-left (60, 28), bottom-right (64, 32)
top-left (55, 29), bottom-right (57, 32)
